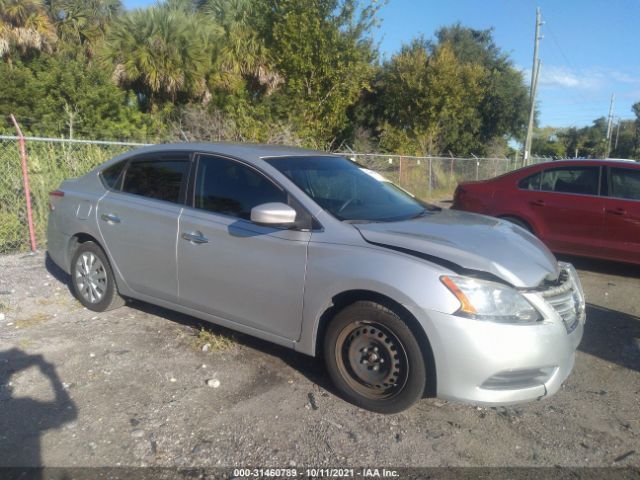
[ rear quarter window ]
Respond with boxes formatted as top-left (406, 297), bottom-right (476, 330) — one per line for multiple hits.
top-left (100, 161), bottom-right (126, 190)
top-left (518, 172), bottom-right (542, 190)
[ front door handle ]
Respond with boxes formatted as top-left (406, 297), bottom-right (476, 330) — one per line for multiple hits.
top-left (605, 208), bottom-right (627, 216)
top-left (100, 213), bottom-right (121, 223)
top-left (181, 231), bottom-right (209, 244)
top-left (530, 200), bottom-right (546, 207)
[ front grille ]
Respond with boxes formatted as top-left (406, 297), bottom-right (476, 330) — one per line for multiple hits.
top-left (538, 266), bottom-right (584, 333)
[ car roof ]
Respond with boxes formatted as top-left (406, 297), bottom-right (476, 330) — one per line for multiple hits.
top-left (531, 158), bottom-right (639, 168)
top-left (112, 142), bottom-right (335, 164)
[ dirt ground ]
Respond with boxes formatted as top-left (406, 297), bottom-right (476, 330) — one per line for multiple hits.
top-left (0, 250), bottom-right (638, 469)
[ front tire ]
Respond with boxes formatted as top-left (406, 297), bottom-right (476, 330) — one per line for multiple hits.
top-left (324, 301), bottom-right (427, 413)
top-left (71, 241), bottom-right (124, 312)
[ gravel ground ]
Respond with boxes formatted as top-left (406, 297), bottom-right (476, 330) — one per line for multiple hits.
top-left (0, 251), bottom-right (638, 468)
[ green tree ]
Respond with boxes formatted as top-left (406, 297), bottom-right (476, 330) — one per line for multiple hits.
top-left (259, 0), bottom-right (379, 147)
top-left (434, 24), bottom-right (529, 145)
top-left (0, 0), bottom-right (57, 62)
top-left (0, 56), bottom-right (161, 140)
top-left (102, 2), bottom-right (216, 111)
top-left (531, 127), bottom-right (567, 158)
top-left (198, 0), bottom-right (281, 96)
top-left (47, 0), bottom-right (122, 58)
top-left (375, 39), bottom-right (486, 155)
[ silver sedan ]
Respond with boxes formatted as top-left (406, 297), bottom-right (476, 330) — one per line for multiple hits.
top-left (47, 143), bottom-right (585, 413)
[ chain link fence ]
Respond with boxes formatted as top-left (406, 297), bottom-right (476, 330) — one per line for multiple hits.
top-left (344, 153), bottom-right (525, 201)
top-left (0, 136), bottom-right (145, 253)
top-left (0, 135), bottom-right (547, 255)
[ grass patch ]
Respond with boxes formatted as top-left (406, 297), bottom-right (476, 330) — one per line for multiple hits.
top-left (193, 327), bottom-right (236, 352)
top-left (15, 312), bottom-right (52, 329)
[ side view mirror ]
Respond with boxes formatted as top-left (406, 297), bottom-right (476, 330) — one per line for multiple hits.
top-left (250, 202), bottom-right (297, 227)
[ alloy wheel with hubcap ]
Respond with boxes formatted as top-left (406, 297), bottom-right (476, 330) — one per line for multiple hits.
top-left (75, 251), bottom-right (107, 304)
top-left (71, 241), bottom-right (125, 312)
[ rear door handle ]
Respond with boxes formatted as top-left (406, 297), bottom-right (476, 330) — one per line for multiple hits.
top-left (531, 200), bottom-right (546, 207)
top-left (100, 213), bottom-right (120, 223)
top-left (181, 231), bottom-right (209, 244)
top-left (605, 208), bottom-right (627, 216)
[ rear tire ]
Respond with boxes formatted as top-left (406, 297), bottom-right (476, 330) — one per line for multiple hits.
top-left (71, 241), bottom-right (125, 312)
top-left (324, 301), bottom-right (427, 413)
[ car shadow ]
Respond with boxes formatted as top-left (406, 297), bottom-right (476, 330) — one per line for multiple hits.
top-left (126, 301), bottom-right (336, 396)
top-left (43, 253), bottom-right (335, 398)
top-left (581, 304), bottom-right (640, 372)
top-left (0, 348), bottom-right (78, 470)
top-left (44, 252), bottom-right (75, 298)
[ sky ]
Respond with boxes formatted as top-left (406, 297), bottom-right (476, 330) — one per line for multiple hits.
top-left (122, 0), bottom-right (640, 128)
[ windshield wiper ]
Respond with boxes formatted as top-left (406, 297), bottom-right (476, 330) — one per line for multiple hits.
top-left (343, 219), bottom-right (377, 224)
top-left (409, 209), bottom-right (429, 219)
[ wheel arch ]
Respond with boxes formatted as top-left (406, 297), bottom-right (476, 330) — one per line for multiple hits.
top-left (67, 232), bottom-right (129, 295)
top-left (68, 232), bottom-right (106, 268)
top-left (497, 214), bottom-right (537, 235)
top-left (314, 289), bottom-right (437, 397)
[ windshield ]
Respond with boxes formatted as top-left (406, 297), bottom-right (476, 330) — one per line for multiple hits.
top-left (264, 156), bottom-right (427, 222)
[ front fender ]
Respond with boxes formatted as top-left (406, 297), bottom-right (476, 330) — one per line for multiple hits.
top-left (295, 241), bottom-right (460, 356)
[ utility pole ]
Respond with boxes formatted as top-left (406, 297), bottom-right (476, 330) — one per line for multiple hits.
top-left (605, 93), bottom-right (615, 158)
top-left (524, 7), bottom-right (543, 165)
top-left (614, 117), bottom-right (621, 151)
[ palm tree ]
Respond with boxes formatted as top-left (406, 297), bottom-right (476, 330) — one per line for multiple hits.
top-left (0, 0), bottom-right (57, 62)
top-left (198, 0), bottom-right (283, 95)
top-left (102, 3), bottom-right (217, 110)
top-left (47, 0), bottom-right (122, 58)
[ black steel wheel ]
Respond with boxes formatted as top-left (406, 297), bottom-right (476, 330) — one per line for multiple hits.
top-left (324, 301), bottom-right (428, 413)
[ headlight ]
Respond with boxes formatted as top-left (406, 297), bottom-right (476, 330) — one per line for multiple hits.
top-left (441, 275), bottom-right (542, 324)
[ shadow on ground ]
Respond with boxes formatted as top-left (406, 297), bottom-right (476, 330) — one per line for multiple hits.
top-left (581, 304), bottom-right (640, 372)
top-left (130, 300), bottom-right (334, 393)
top-left (44, 253), bottom-right (335, 396)
top-left (0, 349), bottom-right (77, 467)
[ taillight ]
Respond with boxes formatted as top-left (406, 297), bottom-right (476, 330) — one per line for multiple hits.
top-left (48, 190), bottom-right (64, 211)
top-left (453, 186), bottom-right (466, 207)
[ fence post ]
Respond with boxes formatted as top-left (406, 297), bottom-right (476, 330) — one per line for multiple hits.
top-left (10, 114), bottom-right (37, 252)
top-left (472, 154), bottom-right (479, 181)
top-left (448, 151), bottom-right (454, 185)
top-left (428, 157), bottom-right (433, 198)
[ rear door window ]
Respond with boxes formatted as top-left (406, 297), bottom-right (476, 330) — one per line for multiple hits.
top-left (540, 166), bottom-right (600, 196)
top-left (122, 159), bottom-right (190, 203)
top-left (610, 167), bottom-right (640, 200)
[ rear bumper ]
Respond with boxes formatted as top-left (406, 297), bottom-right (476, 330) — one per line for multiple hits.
top-left (408, 306), bottom-right (584, 406)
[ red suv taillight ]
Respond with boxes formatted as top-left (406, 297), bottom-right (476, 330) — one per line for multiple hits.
top-left (48, 190), bottom-right (64, 211)
top-left (453, 186), bottom-right (466, 208)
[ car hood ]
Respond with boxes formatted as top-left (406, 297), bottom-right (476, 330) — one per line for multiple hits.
top-left (354, 209), bottom-right (559, 288)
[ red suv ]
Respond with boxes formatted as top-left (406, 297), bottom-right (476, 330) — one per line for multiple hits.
top-left (452, 159), bottom-right (640, 265)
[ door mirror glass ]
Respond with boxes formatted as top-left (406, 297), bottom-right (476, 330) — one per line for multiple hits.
top-left (251, 202), bottom-right (297, 226)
